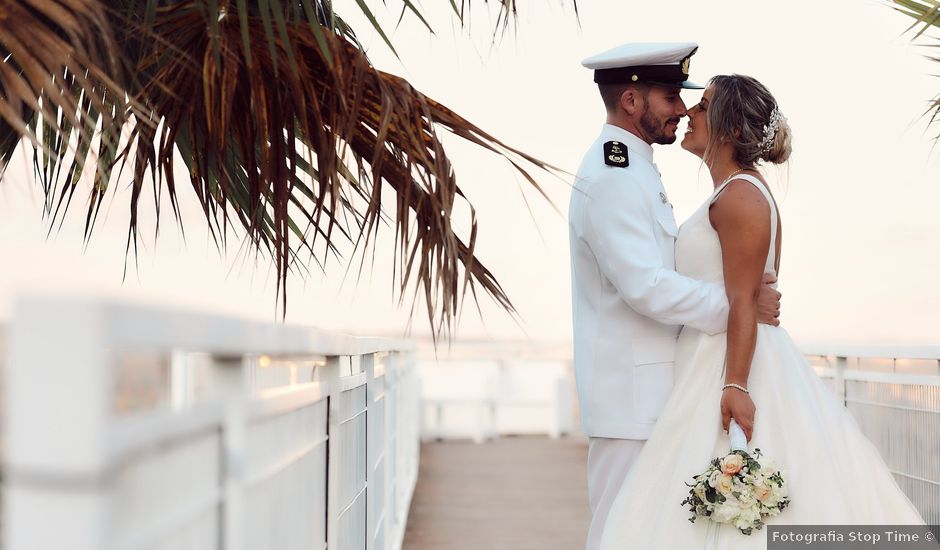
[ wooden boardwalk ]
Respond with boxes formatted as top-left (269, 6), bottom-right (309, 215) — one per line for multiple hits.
top-left (402, 436), bottom-right (591, 550)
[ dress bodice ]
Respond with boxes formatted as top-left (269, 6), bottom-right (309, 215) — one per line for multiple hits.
top-left (675, 174), bottom-right (779, 284)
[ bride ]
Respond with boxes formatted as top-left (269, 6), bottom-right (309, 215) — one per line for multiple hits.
top-left (598, 74), bottom-right (926, 549)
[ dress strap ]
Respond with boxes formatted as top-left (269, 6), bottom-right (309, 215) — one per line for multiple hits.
top-left (709, 174), bottom-right (779, 276)
top-left (709, 174), bottom-right (765, 203)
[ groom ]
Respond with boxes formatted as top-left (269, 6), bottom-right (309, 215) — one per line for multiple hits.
top-left (568, 42), bottom-right (782, 549)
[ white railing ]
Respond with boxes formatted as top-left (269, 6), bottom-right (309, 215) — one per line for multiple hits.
top-left (2, 297), bottom-right (420, 550)
top-left (416, 341), bottom-right (578, 442)
top-left (803, 344), bottom-right (940, 525)
top-left (416, 339), bottom-right (939, 525)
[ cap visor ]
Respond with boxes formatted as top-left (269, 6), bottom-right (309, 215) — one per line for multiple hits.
top-left (646, 79), bottom-right (705, 90)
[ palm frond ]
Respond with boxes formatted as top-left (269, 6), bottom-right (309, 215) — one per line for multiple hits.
top-left (889, 0), bottom-right (940, 38)
top-left (448, 0), bottom-right (580, 39)
top-left (0, 0), bottom-right (138, 198)
top-left (887, 0), bottom-right (940, 140)
top-left (0, 0), bottom-right (563, 339)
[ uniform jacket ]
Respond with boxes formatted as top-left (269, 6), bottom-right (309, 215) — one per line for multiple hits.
top-left (568, 124), bottom-right (728, 439)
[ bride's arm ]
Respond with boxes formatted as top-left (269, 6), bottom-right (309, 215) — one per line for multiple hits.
top-left (709, 180), bottom-right (773, 441)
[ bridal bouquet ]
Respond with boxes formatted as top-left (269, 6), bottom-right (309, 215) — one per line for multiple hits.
top-left (680, 421), bottom-right (790, 535)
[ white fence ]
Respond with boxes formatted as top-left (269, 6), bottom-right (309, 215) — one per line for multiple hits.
top-left (3, 297), bottom-right (420, 550)
top-left (417, 342), bottom-right (577, 442)
top-left (415, 339), bottom-right (940, 525)
top-left (805, 345), bottom-right (940, 525)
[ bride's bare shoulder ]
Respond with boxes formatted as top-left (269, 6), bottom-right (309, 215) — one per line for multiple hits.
top-left (708, 178), bottom-right (772, 231)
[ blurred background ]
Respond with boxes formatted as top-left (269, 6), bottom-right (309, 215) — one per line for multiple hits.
top-left (0, 1), bottom-right (938, 549)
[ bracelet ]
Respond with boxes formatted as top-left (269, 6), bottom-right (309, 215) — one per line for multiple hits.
top-left (722, 383), bottom-right (749, 394)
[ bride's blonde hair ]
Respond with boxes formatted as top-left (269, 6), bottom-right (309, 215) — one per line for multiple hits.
top-left (703, 74), bottom-right (792, 167)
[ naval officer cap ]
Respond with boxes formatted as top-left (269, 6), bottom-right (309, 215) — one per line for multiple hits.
top-left (582, 42), bottom-right (703, 89)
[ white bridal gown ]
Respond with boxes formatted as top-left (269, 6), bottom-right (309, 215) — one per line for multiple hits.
top-left (599, 175), bottom-right (925, 550)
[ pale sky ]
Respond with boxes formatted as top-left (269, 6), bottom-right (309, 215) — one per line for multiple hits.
top-left (0, 0), bottom-right (938, 346)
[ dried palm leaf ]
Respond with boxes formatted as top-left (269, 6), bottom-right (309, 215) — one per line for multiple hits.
top-left (0, 0), bottom-right (151, 240)
top-left (1, 0), bottom-right (564, 339)
top-left (448, 0), bottom-right (580, 38)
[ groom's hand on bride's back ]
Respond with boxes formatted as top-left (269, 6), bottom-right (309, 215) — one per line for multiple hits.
top-left (757, 273), bottom-right (781, 326)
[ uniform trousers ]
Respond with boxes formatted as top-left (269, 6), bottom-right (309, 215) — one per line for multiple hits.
top-left (586, 437), bottom-right (646, 550)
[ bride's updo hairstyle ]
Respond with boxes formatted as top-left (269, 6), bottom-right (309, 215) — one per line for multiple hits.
top-left (704, 74), bottom-right (792, 166)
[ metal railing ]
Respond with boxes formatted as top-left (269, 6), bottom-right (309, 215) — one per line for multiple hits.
top-left (2, 297), bottom-right (419, 550)
top-left (804, 345), bottom-right (940, 525)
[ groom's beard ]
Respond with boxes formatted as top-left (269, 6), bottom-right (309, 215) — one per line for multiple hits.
top-left (640, 108), bottom-right (680, 145)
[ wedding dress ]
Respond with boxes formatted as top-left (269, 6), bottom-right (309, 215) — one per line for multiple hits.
top-left (598, 175), bottom-right (925, 549)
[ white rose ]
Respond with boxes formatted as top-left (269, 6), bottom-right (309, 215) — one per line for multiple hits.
top-left (737, 489), bottom-right (756, 507)
top-left (715, 474), bottom-right (735, 495)
top-left (753, 483), bottom-right (772, 503)
top-left (761, 459), bottom-right (779, 472)
top-left (712, 502), bottom-right (741, 523)
top-left (708, 469), bottom-right (722, 488)
top-left (721, 453), bottom-right (745, 475)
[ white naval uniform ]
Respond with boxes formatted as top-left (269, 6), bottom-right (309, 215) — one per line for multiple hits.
top-left (568, 124), bottom-right (729, 549)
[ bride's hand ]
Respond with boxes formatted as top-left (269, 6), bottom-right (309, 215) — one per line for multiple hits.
top-left (721, 387), bottom-right (756, 441)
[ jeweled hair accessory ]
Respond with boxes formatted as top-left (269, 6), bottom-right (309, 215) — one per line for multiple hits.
top-left (758, 106), bottom-right (782, 154)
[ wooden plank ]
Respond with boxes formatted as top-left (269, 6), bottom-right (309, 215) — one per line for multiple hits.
top-left (403, 436), bottom-right (590, 550)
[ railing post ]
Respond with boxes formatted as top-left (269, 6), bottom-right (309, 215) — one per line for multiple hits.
top-left (364, 353), bottom-right (380, 550)
top-left (403, 350), bottom-right (420, 500)
top-left (208, 354), bottom-right (248, 550)
top-left (834, 355), bottom-right (848, 406)
top-left (4, 300), bottom-right (112, 550)
top-left (390, 350), bottom-right (419, 550)
top-left (384, 352), bottom-right (398, 550)
top-left (323, 355), bottom-right (343, 550)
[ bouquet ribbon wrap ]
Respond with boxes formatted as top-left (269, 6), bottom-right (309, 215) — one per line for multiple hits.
top-left (728, 419), bottom-right (748, 451)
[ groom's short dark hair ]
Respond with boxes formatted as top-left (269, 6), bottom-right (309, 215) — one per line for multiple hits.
top-left (599, 82), bottom-right (649, 112)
